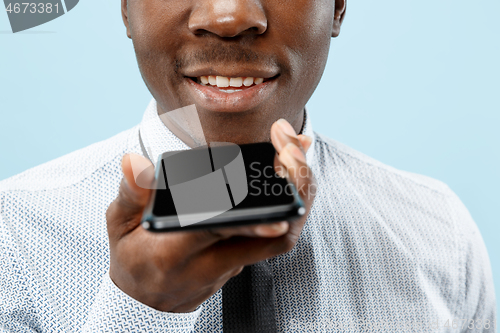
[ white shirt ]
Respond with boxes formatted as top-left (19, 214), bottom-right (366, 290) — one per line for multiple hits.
top-left (0, 99), bottom-right (496, 332)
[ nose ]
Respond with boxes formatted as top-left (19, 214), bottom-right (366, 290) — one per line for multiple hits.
top-left (188, 0), bottom-right (267, 38)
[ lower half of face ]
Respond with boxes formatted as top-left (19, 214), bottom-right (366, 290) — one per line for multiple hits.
top-left (129, 0), bottom-right (335, 144)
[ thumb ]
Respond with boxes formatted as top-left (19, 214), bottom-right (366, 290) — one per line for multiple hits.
top-left (123, 153), bottom-right (156, 195)
top-left (106, 154), bottom-right (154, 236)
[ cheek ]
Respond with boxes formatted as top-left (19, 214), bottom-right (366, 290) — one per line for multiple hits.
top-left (274, 0), bottom-right (333, 43)
top-left (293, 0), bottom-right (333, 66)
top-left (128, 1), bottom-right (190, 104)
top-left (272, 0), bottom-right (334, 101)
top-left (130, 16), bottom-right (177, 63)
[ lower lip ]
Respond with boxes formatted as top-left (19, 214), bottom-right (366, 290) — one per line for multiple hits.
top-left (184, 77), bottom-right (279, 113)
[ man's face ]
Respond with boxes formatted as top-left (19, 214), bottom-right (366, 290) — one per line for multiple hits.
top-left (122, 0), bottom-right (345, 144)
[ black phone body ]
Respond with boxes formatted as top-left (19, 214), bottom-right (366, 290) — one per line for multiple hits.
top-left (141, 142), bottom-right (305, 232)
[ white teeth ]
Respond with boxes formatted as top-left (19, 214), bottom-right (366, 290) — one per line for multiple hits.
top-left (216, 76), bottom-right (229, 87)
top-left (198, 76), bottom-right (265, 88)
top-left (229, 77), bottom-right (243, 87)
top-left (243, 77), bottom-right (254, 86)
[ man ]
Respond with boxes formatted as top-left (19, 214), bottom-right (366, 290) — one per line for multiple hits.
top-left (0, 0), bottom-right (495, 332)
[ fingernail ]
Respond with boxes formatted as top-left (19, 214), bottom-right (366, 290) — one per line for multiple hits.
top-left (277, 119), bottom-right (297, 137)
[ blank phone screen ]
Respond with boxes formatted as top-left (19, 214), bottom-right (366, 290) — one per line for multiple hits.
top-left (152, 142), bottom-right (296, 218)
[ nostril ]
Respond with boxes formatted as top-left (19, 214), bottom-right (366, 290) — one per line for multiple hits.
top-left (245, 26), bottom-right (263, 35)
top-left (188, 3), bottom-right (267, 38)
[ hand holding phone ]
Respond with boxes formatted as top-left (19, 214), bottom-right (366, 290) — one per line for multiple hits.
top-left (106, 119), bottom-right (315, 313)
top-left (141, 141), bottom-right (306, 231)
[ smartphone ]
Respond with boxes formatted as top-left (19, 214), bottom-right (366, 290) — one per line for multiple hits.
top-left (140, 142), bottom-right (305, 232)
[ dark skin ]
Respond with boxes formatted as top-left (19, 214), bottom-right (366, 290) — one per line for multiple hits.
top-left (107, 0), bottom-right (346, 312)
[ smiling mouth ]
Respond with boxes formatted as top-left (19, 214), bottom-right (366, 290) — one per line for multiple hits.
top-left (183, 71), bottom-right (280, 113)
top-left (187, 75), bottom-right (277, 93)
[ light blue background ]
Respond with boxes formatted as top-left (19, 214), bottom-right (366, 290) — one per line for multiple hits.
top-left (1, 0), bottom-right (498, 324)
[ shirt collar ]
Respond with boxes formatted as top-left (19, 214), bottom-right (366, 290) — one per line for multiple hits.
top-left (139, 98), bottom-right (316, 168)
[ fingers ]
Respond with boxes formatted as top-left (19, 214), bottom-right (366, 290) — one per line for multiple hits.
top-left (170, 220), bottom-right (289, 255)
top-left (277, 144), bottom-right (310, 194)
top-left (269, 118), bottom-right (316, 261)
top-left (213, 120), bottom-right (313, 241)
top-left (270, 119), bottom-right (302, 154)
top-left (198, 231), bottom-right (297, 275)
top-left (298, 134), bottom-right (313, 153)
top-left (270, 119), bottom-right (315, 200)
top-left (143, 220), bottom-right (290, 260)
top-left (156, 120), bottom-right (312, 252)
top-left (209, 221), bottom-right (289, 239)
top-left (106, 154), bottom-right (155, 237)
top-left (110, 122), bottom-right (313, 253)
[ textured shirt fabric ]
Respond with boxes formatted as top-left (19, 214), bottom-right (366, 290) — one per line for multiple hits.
top-left (0, 99), bottom-right (496, 332)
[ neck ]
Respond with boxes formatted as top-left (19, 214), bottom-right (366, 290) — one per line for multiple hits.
top-left (158, 106), bottom-right (305, 148)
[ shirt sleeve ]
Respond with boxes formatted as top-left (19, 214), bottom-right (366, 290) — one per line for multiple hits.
top-left (0, 210), bottom-right (40, 332)
top-left (80, 272), bottom-right (203, 333)
top-left (449, 192), bottom-right (497, 332)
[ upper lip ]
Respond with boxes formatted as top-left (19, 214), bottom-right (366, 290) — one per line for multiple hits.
top-left (183, 66), bottom-right (279, 79)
